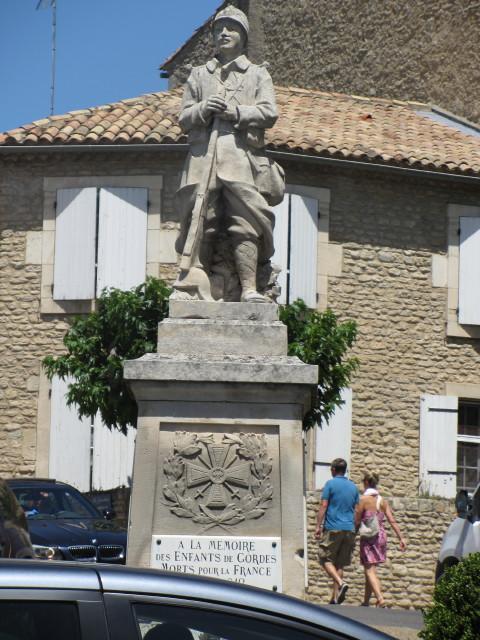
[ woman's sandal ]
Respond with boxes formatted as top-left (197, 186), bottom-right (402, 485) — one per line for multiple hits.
top-left (376, 600), bottom-right (387, 608)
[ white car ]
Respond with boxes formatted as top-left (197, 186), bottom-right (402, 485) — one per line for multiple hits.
top-left (436, 483), bottom-right (480, 580)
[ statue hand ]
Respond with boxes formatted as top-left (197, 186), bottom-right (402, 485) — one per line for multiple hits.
top-left (204, 96), bottom-right (228, 115)
top-left (217, 105), bottom-right (238, 122)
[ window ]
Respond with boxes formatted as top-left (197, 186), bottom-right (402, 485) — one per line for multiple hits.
top-left (419, 395), bottom-right (458, 498)
top-left (0, 601), bottom-right (81, 640)
top-left (446, 204), bottom-right (480, 338)
top-left (14, 486), bottom-right (99, 520)
top-left (420, 393), bottom-right (480, 497)
top-left (133, 603), bottom-right (327, 640)
top-left (31, 175), bottom-right (169, 314)
top-left (314, 388), bottom-right (352, 490)
top-left (458, 216), bottom-right (480, 325)
top-left (49, 375), bottom-right (135, 493)
top-left (53, 187), bottom-right (148, 301)
top-left (272, 186), bottom-right (332, 309)
top-left (457, 401), bottom-right (480, 492)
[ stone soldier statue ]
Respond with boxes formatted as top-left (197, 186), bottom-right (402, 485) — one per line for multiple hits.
top-left (173, 5), bottom-right (285, 303)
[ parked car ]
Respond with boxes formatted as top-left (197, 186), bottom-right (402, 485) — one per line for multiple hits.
top-left (436, 482), bottom-right (480, 580)
top-left (6, 478), bottom-right (126, 564)
top-left (0, 559), bottom-right (393, 640)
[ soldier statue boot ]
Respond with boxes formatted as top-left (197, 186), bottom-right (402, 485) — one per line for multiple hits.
top-left (234, 239), bottom-right (267, 303)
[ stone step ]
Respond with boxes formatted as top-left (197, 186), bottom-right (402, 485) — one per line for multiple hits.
top-left (125, 352), bottom-right (318, 385)
top-left (169, 299), bottom-right (279, 322)
top-left (157, 317), bottom-right (287, 356)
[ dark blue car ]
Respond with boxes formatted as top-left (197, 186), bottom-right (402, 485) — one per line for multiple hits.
top-left (6, 478), bottom-right (126, 563)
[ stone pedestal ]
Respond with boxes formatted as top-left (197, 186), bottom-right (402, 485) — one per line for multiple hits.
top-left (124, 301), bottom-right (317, 598)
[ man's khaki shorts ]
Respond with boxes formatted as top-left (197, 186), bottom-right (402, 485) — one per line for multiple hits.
top-left (318, 530), bottom-right (356, 568)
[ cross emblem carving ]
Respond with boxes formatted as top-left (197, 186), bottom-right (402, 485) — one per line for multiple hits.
top-left (163, 432), bottom-right (273, 530)
top-left (185, 444), bottom-right (251, 508)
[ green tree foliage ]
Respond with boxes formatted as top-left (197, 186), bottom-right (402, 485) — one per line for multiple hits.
top-left (43, 278), bottom-right (171, 433)
top-left (420, 553), bottom-right (480, 640)
top-left (43, 283), bottom-right (358, 433)
top-left (279, 299), bottom-right (359, 428)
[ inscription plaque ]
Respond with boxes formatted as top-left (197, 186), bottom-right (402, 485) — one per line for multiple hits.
top-left (151, 534), bottom-right (282, 591)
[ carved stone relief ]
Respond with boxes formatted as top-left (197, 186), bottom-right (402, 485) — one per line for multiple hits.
top-left (163, 432), bottom-right (273, 531)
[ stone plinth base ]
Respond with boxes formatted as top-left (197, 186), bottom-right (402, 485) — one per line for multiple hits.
top-left (124, 301), bottom-right (317, 598)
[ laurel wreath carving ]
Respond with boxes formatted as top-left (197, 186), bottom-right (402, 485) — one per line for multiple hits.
top-left (163, 432), bottom-right (273, 530)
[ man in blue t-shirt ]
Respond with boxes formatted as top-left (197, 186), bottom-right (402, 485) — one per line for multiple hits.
top-left (315, 458), bottom-right (359, 604)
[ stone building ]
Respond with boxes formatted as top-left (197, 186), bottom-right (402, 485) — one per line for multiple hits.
top-left (162, 0), bottom-right (480, 125)
top-left (1, 84), bottom-right (480, 606)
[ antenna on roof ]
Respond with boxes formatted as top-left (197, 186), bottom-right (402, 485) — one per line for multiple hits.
top-left (36, 0), bottom-right (57, 116)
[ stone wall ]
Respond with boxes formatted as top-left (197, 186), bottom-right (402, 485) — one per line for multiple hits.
top-left (0, 161), bottom-right (65, 479)
top-left (0, 151), bottom-right (185, 480)
top-left (283, 160), bottom-right (480, 497)
top-left (1, 149), bottom-right (479, 605)
top-left (2, 152), bottom-right (480, 492)
top-left (164, 0), bottom-right (480, 124)
top-left (306, 491), bottom-right (456, 609)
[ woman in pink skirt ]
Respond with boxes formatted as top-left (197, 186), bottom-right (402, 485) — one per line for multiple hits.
top-left (355, 471), bottom-right (407, 607)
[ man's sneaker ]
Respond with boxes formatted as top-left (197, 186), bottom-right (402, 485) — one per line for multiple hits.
top-left (337, 582), bottom-right (349, 604)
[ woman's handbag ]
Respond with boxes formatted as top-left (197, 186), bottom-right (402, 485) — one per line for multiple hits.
top-left (359, 495), bottom-right (382, 540)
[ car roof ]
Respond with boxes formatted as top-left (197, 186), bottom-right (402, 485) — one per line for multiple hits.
top-left (0, 560), bottom-right (393, 639)
top-left (6, 478), bottom-right (72, 489)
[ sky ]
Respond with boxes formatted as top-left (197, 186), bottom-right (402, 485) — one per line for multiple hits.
top-left (0, 0), bottom-right (221, 133)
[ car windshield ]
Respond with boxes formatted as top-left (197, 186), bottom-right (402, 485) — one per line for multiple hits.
top-left (12, 486), bottom-right (101, 520)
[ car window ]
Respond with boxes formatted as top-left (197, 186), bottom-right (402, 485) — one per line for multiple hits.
top-left (13, 488), bottom-right (99, 519)
top-left (133, 603), bottom-right (331, 640)
top-left (0, 601), bottom-right (81, 640)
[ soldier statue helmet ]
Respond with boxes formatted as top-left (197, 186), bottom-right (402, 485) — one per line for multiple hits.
top-left (212, 5), bottom-right (250, 37)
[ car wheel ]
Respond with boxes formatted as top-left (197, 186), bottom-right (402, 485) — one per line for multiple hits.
top-left (435, 557), bottom-right (459, 582)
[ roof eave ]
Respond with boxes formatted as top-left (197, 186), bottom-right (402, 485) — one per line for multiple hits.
top-left (268, 149), bottom-right (480, 185)
top-left (0, 143), bottom-right (478, 185)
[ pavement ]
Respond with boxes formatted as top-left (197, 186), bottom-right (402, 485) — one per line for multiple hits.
top-left (324, 604), bottom-right (424, 639)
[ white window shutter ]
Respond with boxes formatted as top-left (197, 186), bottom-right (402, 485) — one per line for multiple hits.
top-left (97, 187), bottom-right (148, 294)
top-left (91, 416), bottom-right (136, 491)
top-left (459, 217), bottom-right (480, 325)
top-left (419, 394), bottom-right (458, 498)
top-left (53, 188), bottom-right (97, 300)
top-left (272, 196), bottom-right (289, 305)
top-left (289, 194), bottom-right (318, 308)
top-left (49, 376), bottom-right (92, 492)
top-left (315, 388), bottom-right (352, 490)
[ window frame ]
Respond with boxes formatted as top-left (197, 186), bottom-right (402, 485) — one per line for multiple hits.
top-left (103, 593), bottom-right (349, 640)
top-left (456, 399), bottom-right (480, 493)
top-left (272, 184), bottom-right (333, 310)
top-left (445, 384), bottom-right (480, 494)
top-left (36, 175), bottom-right (166, 315)
top-left (0, 589), bottom-right (109, 640)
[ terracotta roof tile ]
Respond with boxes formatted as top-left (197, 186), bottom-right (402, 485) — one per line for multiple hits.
top-left (1, 86), bottom-right (480, 176)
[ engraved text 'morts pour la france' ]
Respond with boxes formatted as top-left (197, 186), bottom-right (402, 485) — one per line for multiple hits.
top-left (163, 432), bottom-right (273, 531)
